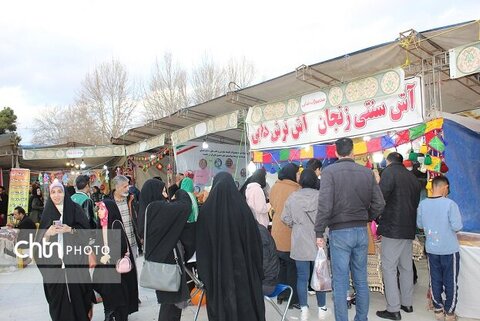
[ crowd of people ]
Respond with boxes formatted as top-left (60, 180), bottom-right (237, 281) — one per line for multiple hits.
top-left (2, 136), bottom-right (464, 321)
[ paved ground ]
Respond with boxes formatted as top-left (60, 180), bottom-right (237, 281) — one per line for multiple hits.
top-left (0, 256), bottom-right (476, 321)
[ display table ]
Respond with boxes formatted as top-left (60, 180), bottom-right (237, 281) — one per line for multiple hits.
top-left (0, 228), bottom-right (19, 272)
top-left (456, 234), bottom-right (480, 319)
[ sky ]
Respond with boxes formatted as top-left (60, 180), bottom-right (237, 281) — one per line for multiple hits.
top-left (0, 0), bottom-right (479, 145)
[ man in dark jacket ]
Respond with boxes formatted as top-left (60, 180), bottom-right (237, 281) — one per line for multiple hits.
top-left (315, 137), bottom-right (385, 321)
top-left (258, 223), bottom-right (279, 295)
top-left (71, 175), bottom-right (97, 229)
top-left (7, 206), bottom-right (36, 265)
top-left (376, 152), bottom-right (421, 320)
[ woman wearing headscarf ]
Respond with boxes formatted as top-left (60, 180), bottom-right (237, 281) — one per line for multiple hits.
top-left (282, 169), bottom-right (329, 321)
top-left (30, 185), bottom-right (44, 223)
top-left (270, 163), bottom-right (301, 307)
top-left (196, 172), bottom-right (265, 321)
top-left (93, 199), bottom-right (139, 321)
top-left (143, 185), bottom-right (194, 321)
top-left (137, 178), bottom-right (167, 240)
top-left (241, 169), bottom-right (271, 228)
top-left (180, 177), bottom-right (199, 223)
top-left (34, 179), bottom-right (94, 321)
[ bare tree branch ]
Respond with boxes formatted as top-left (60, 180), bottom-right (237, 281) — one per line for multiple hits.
top-left (191, 54), bottom-right (226, 105)
top-left (143, 52), bottom-right (189, 121)
top-left (225, 56), bottom-right (256, 89)
top-left (33, 104), bottom-right (98, 145)
top-left (76, 59), bottom-right (137, 141)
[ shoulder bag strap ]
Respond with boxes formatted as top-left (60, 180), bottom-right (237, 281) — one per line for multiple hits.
top-left (143, 203), bottom-right (152, 254)
top-left (305, 211), bottom-right (316, 226)
top-left (113, 219), bottom-right (130, 256)
top-left (143, 203), bottom-right (179, 263)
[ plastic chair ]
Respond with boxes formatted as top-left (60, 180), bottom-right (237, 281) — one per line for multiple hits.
top-left (264, 284), bottom-right (293, 321)
top-left (184, 265), bottom-right (205, 321)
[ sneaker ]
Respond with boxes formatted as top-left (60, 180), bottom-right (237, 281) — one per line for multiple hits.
top-left (308, 290), bottom-right (316, 295)
top-left (445, 313), bottom-right (456, 321)
top-left (300, 306), bottom-right (309, 321)
top-left (318, 306), bottom-right (329, 320)
top-left (434, 309), bottom-right (444, 321)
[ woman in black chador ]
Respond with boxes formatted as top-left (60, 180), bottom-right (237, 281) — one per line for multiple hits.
top-left (196, 172), bottom-right (266, 321)
top-left (143, 183), bottom-right (194, 321)
top-left (35, 179), bottom-right (94, 321)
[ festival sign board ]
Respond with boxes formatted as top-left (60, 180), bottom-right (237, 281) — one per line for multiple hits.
top-left (125, 134), bottom-right (165, 156)
top-left (171, 111), bottom-right (239, 146)
top-left (174, 142), bottom-right (247, 192)
top-left (247, 76), bottom-right (424, 150)
top-left (22, 145), bottom-right (126, 160)
top-left (7, 169), bottom-right (30, 215)
top-left (449, 40), bottom-right (480, 79)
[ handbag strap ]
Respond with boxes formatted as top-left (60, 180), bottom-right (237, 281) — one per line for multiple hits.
top-left (144, 203), bottom-right (180, 263)
top-left (305, 211), bottom-right (316, 226)
top-left (113, 219), bottom-right (130, 256)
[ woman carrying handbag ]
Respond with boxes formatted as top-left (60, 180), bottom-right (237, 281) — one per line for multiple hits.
top-left (139, 180), bottom-right (193, 321)
top-left (93, 199), bottom-right (139, 321)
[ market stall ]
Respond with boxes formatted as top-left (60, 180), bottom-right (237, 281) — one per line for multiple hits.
top-left (245, 66), bottom-right (462, 294)
top-left (171, 111), bottom-right (249, 202)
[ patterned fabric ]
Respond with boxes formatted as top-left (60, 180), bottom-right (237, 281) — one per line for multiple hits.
top-left (116, 199), bottom-right (136, 248)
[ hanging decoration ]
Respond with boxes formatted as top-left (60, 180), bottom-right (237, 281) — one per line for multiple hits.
top-left (253, 118), bottom-right (448, 176)
top-left (129, 147), bottom-right (170, 172)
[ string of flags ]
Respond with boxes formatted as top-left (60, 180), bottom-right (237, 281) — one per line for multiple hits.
top-left (252, 118), bottom-right (446, 174)
top-left (128, 147), bottom-right (171, 172)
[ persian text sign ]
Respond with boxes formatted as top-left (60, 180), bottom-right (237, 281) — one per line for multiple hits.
top-left (8, 169), bottom-right (30, 214)
top-left (247, 77), bottom-right (424, 150)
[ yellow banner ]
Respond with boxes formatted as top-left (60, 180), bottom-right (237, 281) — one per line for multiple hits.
top-left (7, 169), bottom-right (30, 215)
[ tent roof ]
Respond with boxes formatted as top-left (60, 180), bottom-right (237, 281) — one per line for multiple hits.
top-left (19, 141), bottom-right (120, 171)
top-left (114, 20), bottom-right (480, 146)
top-left (0, 133), bottom-right (17, 168)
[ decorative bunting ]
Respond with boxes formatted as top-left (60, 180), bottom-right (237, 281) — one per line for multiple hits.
top-left (280, 149), bottom-right (290, 161)
top-left (300, 147), bottom-right (314, 159)
top-left (353, 142), bottom-right (368, 155)
top-left (262, 153), bottom-right (272, 164)
top-left (381, 135), bottom-right (396, 149)
top-left (409, 123), bottom-right (427, 140)
top-left (366, 138), bottom-right (382, 153)
top-left (326, 145), bottom-right (337, 158)
top-left (253, 151), bottom-right (263, 163)
top-left (395, 130), bottom-right (410, 145)
top-left (314, 145), bottom-right (327, 159)
top-left (252, 119), bottom-right (446, 173)
top-left (290, 149), bottom-right (301, 160)
top-left (428, 136), bottom-right (445, 152)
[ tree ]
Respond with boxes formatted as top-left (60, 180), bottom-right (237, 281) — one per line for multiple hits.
top-left (75, 59), bottom-right (138, 141)
top-left (225, 56), bottom-right (256, 89)
top-left (144, 53), bottom-right (189, 120)
top-left (0, 107), bottom-right (17, 134)
top-left (191, 54), bottom-right (226, 105)
top-left (33, 104), bottom-right (98, 145)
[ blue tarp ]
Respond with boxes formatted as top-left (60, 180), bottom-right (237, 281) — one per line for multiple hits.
top-left (443, 119), bottom-right (480, 233)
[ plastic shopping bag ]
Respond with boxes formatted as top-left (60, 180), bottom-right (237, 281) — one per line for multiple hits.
top-left (310, 248), bottom-right (332, 292)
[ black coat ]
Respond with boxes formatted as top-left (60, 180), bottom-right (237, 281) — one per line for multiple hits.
top-left (377, 163), bottom-right (422, 239)
top-left (143, 189), bottom-right (193, 304)
top-left (258, 224), bottom-right (279, 287)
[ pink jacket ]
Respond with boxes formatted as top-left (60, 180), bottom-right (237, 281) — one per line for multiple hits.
top-left (245, 182), bottom-right (271, 228)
